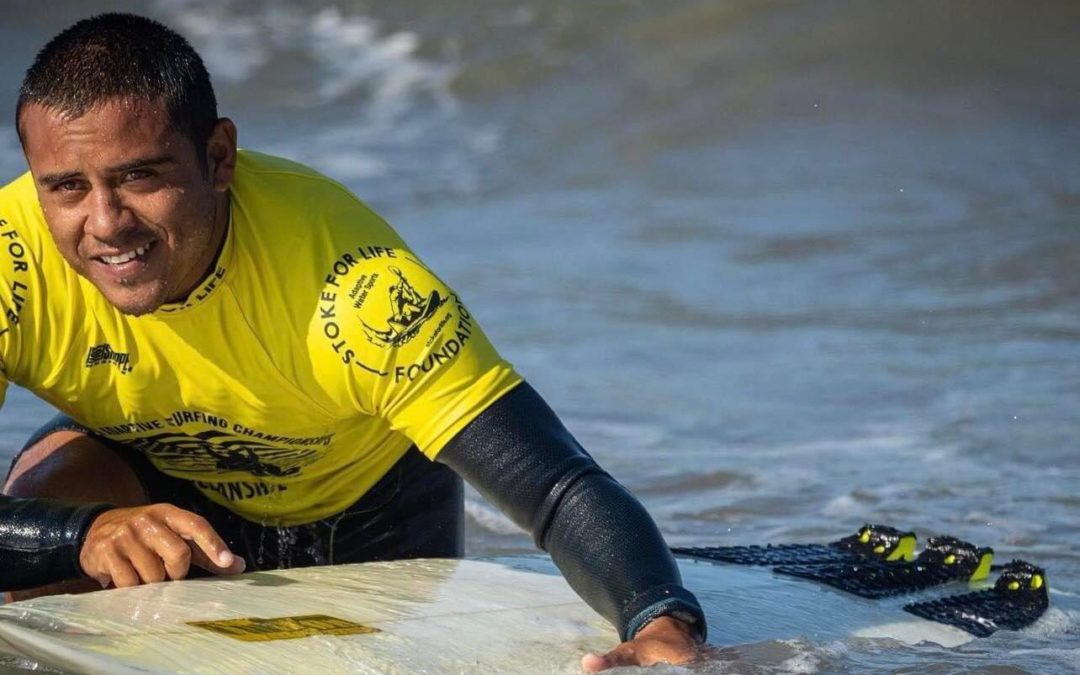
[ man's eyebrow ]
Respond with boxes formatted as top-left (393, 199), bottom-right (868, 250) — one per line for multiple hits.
top-left (37, 155), bottom-right (177, 188)
top-left (37, 170), bottom-right (83, 188)
top-left (107, 154), bottom-right (177, 175)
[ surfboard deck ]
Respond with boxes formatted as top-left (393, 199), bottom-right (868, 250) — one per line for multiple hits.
top-left (0, 555), bottom-right (992, 674)
top-left (0, 558), bottom-right (616, 674)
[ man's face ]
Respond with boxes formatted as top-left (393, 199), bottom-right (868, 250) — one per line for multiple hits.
top-left (20, 98), bottom-right (235, 316)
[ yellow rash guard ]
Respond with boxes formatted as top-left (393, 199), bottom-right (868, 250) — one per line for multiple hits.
top-left (0, 151), bottom-right (521, 526)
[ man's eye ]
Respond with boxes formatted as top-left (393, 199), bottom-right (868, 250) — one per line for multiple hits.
top-left (56, 180), bottom-right (84, 192)
top-left (123, 169), bottom-right (152, 182)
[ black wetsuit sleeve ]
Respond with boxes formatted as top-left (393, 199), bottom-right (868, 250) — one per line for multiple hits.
top-left (0, 495), bottom-right (111, 591)
top-left (437, 382), bottom-right (706, 642)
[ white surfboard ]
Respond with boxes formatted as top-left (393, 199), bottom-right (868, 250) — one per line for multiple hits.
top-left (0, 556), bottom-right (981, 674)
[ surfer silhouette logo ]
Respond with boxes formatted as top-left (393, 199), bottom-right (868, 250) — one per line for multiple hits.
top-left (127, 430), bottom-right (317, 478)
top-left (202, 445), bottom-right (301, 478)
top-left (361, 266), bottom-right (447, 347)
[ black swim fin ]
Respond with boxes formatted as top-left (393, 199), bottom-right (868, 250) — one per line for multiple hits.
top-left (673, 524), bottom-right (916, 566)
top-left (903, 560), bottom-right (1048, 637)
top-left (773, 535), bottom-right (993, 599)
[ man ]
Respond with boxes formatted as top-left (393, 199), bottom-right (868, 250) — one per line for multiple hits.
top-left (0, 14), bottom-right (705, 670)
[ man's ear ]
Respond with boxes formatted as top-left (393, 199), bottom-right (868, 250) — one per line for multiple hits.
top-left (206, 118), bottom-right (238, 191)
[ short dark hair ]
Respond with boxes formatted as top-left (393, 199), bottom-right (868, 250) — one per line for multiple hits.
top-left (16, 13), bottom-right (218, 157)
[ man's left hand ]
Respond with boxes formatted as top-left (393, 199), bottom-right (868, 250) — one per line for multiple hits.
top-left (581, 615), bottom-right (708, 672)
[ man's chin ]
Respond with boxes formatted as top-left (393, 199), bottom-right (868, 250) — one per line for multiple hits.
top-left (97, 284), bottom-right (166, 316)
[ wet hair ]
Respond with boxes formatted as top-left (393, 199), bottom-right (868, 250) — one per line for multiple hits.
top-left (16, 13), bottom-right (218, 159)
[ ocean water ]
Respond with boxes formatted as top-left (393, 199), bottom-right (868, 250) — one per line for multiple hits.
top-left (1, 1), bottom-right (1078, 672)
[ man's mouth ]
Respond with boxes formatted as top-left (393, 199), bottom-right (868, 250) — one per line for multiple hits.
top-left (98, 241), bottom-right (155, 266)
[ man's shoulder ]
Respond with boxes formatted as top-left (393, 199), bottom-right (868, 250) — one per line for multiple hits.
top-left (0, 170), bottom-right (41, 217)
top-left (0, 170), bottom-right (56, 258)
top-left (234, 150), bottom-right (330, 181)
top-left (230, 150), bottom-right (404, 248)
top-left (223, 150), bottom-right (409, 323)
top-left (233, 150), bottom-right (361, 206)
top-left (0, 169), bottom-right (34, 192)
top-left (0, 169), bottom-right (81, 383)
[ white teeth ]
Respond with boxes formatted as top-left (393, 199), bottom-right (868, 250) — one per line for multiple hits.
top-left (101, 243), bottom-right (150, 265)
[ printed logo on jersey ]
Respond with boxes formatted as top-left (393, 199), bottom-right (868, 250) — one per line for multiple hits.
top-left (319, 246), bottom-right (475, 382)
top-left (96, 412), bottom-right (334, 503)
top-left (85, 343), bottom-right (134, 374)
top-left (157, 265), bottom-right (227, 313)
top-left (361, 266), bottom-right (447, 348)
top-left (127, 429), bottom-right (321, 479)
top-left (0, 216), bottom-right (32, 339)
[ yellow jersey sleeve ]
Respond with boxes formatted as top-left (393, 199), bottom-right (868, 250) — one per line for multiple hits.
top-left (229, 153), bottom-right (522, 460)
top-left (312, 246), bottom-right (521, 459)
top-left (0, 173), bottom-right (43, 411)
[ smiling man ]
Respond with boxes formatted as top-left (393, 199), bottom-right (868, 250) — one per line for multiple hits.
top-left (26, 97), bottom-right (229, 316)
top-left (0, 13), bottom-right (705, 670)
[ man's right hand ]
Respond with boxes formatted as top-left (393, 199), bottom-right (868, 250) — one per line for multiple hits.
top-left (80, 504), bottom-right (246, 588)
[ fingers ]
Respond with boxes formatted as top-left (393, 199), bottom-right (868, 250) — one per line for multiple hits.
top-left (157, 534), bottom-right (194, 581)
top-left (161, 507), bottom-right (245, 575)
top-left (581, 651), bottom-right (616, 673)
top-left (119, 534), bottom-right (169, 584)
top-left (80, 504), bottom-right (245, 589)
top-left (128, 511), bottom-right (189, 582)
top-left (581, 643), bottom-right (675, 673)
top-left (581, 616), bottom-right (705, 672)
top-left (102, 549), bottom-right (147, 588)
top-left (581, 645), bottom-right (635, 673)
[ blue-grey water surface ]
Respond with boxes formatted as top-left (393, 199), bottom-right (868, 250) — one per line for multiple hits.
top-left (1, 1), bottom-right (1078, 672)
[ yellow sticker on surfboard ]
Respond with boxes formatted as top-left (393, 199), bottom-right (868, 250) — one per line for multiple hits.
top-left (188, 614), bottom-right (379, 642)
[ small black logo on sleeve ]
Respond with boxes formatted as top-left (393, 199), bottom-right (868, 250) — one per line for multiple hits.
top-left (85, 343), bottom-right (133, 374)
top-left (361, 266), bottom-right (446, 347)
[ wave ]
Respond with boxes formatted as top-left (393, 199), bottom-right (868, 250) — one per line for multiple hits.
top-left (152, 0), bottom-right (493, 199)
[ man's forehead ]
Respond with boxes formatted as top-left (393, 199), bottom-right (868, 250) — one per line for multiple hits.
top-left (25, 96), bottom-right (171, 131)
top-left (21, 96), bottom-right (173, 141)
top-left (21, 97), bottom-right (180, 162)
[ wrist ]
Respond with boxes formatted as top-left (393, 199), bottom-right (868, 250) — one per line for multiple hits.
top-left (66, 502), bottom-right (114, 578)
top-left (622, 584), bottom-right (708, 642)
top-left (635, 613), bottom-right (702, 641)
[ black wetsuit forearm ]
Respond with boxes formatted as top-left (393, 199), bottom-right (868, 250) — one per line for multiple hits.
top-left (438, 382), bottom-right (706, 641)
top-left (0, 495), bottom-right (110, 591)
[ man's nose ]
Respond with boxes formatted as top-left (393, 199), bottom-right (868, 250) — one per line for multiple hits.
top-left (84, 188), bottom-right (134, 242)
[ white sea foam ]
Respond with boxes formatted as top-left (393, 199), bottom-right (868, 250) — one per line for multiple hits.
top-left (157, 1), bottom-right (454, 105)
top-left (309, 8), bottom-right (455, 112)
top-left (154, 0), bottom-right (492, 196)
top-left (464, 496), bottom-right (520, 536)
top-left (821, 494), bottom-right (859, 517)
top-left (773, 639), bottom-right (828, 674)
top-left (157, 5), bottom-right (269, 82)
